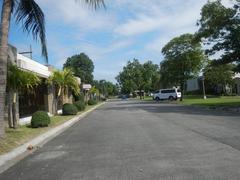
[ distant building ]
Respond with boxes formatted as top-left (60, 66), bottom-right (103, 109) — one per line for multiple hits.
top-left (186, 78), bottom-right (199, 92)
top-left (186, 74), bottom-right (240, 95)
top-left (233, 74), bottom-right (240, 95)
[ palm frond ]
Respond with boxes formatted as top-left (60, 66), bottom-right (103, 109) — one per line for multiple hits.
top-left (7, 64), bottom-right (40, 91)
top-left (14, 0), bottom-right (48, 62)
top-left (48, 69), bottom-right (80, 96)
top-left (76, 0), bottom-right (106, 9)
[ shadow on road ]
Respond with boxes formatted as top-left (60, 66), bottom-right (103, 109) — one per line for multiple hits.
top-left (101, 100), bottom-right (240, 118)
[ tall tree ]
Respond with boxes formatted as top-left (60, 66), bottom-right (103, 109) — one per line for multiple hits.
top-left (116, 59), bottom-right (160, 99)
top-left (63, 53), bottom-right (94, 84)
top-left (203, 62), bottom-right (235, 94)
top-left (93, 80), bottom-right (118, 97)
top-left (116, 59), bottom-right (142, 97)
top-left (161, 33), bottom-right (205, 100)
top-left (195, 0), bottom-right (240, 65)
top-left (0, 0), bottom-right (105, 137)
top-left (142, 61), bottom-right (160, 92)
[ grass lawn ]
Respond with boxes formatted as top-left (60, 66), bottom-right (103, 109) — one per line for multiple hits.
top-left (0, 104), bottom-right (99, 155)
top-left (178, 95), bottom-right (240, 107)
top-left (142, 96), bottom-right (153, 101)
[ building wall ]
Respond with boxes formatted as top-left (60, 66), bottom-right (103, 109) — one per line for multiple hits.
top-left (234, 78), bottom-right (240, 95)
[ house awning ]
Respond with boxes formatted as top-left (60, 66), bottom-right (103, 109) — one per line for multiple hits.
top-left (17, 54), bottom-right (51, 78)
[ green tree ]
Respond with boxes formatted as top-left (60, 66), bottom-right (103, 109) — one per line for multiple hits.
top-left (0, 0), bottom-right (105, 137)
top-left (195, 0), bottom-right (240, 65)
top-left (204, 62), bottom-right (234, 94)
top-left (161, 33), bottom-right (205, 100)
top-left (7, 64), bottom-right (40, 128)
top-left (116, 59), bottom-right (142, 98)
top-left (116, 59), bottom-right (160, 99)
top-left (89, 86), bottom-right (99, 100)
top-left (48, 68), bottom-right (80, 114)
top-left (142, 61), bottom-right (160, 93)
top-left (63, 53), bottom-right (94, 84)
top-left (93, 80), bottom-right (118, 97)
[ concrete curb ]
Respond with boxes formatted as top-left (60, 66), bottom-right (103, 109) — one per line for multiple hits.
top-left (0, 102), bottom-right (105, 173)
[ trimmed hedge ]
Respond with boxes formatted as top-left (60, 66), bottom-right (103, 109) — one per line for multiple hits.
top-left (31, 111), bottom-right (50, 128)
top-left (88, 99), bottom-right (98, 105)
top-left (74, 100), bottom-right (86, 111)
top-left (62, 103), bottom-right (78, 115)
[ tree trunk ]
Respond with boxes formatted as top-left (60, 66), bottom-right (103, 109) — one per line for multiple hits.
top-left (8, 91), bottom-right (13, 128)
top-left (52, 86), bottom-right (62, 115)
top-left (139, 90), bottom-right (142, 100)
top-left (55, 95), bottom-right (61, 115)
top-left (180, 82), bottom-right (184, 101)
top-left (0, 0), bottom-right (12, 138)
top-left (12, 91), bottom-right (17, 129)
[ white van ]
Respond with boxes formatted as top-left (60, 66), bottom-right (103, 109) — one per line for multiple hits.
top-left (153, 88), bottom-right (181, 101)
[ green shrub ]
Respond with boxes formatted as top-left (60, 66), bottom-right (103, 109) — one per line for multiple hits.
top-left (74, 101), bottom-right (86, 111)
top-left (74, 93), bottom-right (84, 102)
top-left (31, 111), bottom-right (50, 128)
top-left (101, 97), bottom-right (107, 101)
top-left (88, 99), bottom-right (97, 105)
top-left (62, 103), bottom-right (78, 115)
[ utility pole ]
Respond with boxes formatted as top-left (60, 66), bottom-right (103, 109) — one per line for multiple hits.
top-left (202, 76), bottom-right (207, 99)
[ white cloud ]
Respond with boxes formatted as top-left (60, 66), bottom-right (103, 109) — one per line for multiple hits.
top-left (114, 0), bottom-right (207, 36)
top-left (36, 0), bottom-right (116, 31)
top-left (114, 14), bottom-right (167, 36)
top-left (29, 0), bottom-right (221, 82)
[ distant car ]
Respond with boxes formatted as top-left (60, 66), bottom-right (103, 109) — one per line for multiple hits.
top-left (153, 88), bottom-right (181, 101)
top-left (121, 95), bottom-right (128, 100)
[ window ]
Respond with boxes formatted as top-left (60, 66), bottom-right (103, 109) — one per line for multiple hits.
top-left (161, 89), bottom-right (175, 93)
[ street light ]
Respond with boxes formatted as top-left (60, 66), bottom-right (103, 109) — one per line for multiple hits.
top-left (202, 76), bottom-right (207, 99)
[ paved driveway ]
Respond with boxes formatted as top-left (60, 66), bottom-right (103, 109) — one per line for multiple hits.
top-left (1, 100), bottom-right (240, 180)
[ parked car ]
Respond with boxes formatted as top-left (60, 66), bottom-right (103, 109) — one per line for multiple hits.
top-left (153, 88), bottom-right (181, 101)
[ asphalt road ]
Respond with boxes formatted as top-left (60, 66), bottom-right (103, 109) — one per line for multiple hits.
top-left (1, 100), bottom-right (240, 180)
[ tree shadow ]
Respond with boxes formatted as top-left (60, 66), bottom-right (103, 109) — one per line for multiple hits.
top-left (100, 100), bottom-right (240, 117)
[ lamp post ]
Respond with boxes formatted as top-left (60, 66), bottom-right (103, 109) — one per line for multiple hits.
top-left (202, 76), bottom-right (207, 99)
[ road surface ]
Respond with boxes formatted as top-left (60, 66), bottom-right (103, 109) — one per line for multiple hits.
top-left (1, 100), bottom-right (240, 180)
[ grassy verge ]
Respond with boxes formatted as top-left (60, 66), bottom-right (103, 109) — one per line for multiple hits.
top-left (178, 95), bottom-right (240, 107)
top-left (0, 103), bottom-right (100, 155)
top-left (142, 96), bottom-right (154, 101)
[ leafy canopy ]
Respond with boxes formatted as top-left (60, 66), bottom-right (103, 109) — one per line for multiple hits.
top-left (195, 0), bottom-right (240, 65)
top-left (203, 62), bottom-right (235, 87)
top-left (63, 53), bottom-right (94, 84)
top-left (116, 59), bottom-right (160, 94)
top-left (160, 33), bottom-right (205, 88)
top-left (93, 80), bottom-right (118, 96)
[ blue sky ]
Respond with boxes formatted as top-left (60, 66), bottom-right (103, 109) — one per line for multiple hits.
top-left (5, 0), bottom-right (226, 82)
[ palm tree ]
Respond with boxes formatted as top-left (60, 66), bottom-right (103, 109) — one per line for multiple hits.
top-left (0, 0), bottom-right (105, 137)
top-left (48, 68), bottom-right (80, 115)
top-left (7, 63), bottom-right (40, 128)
